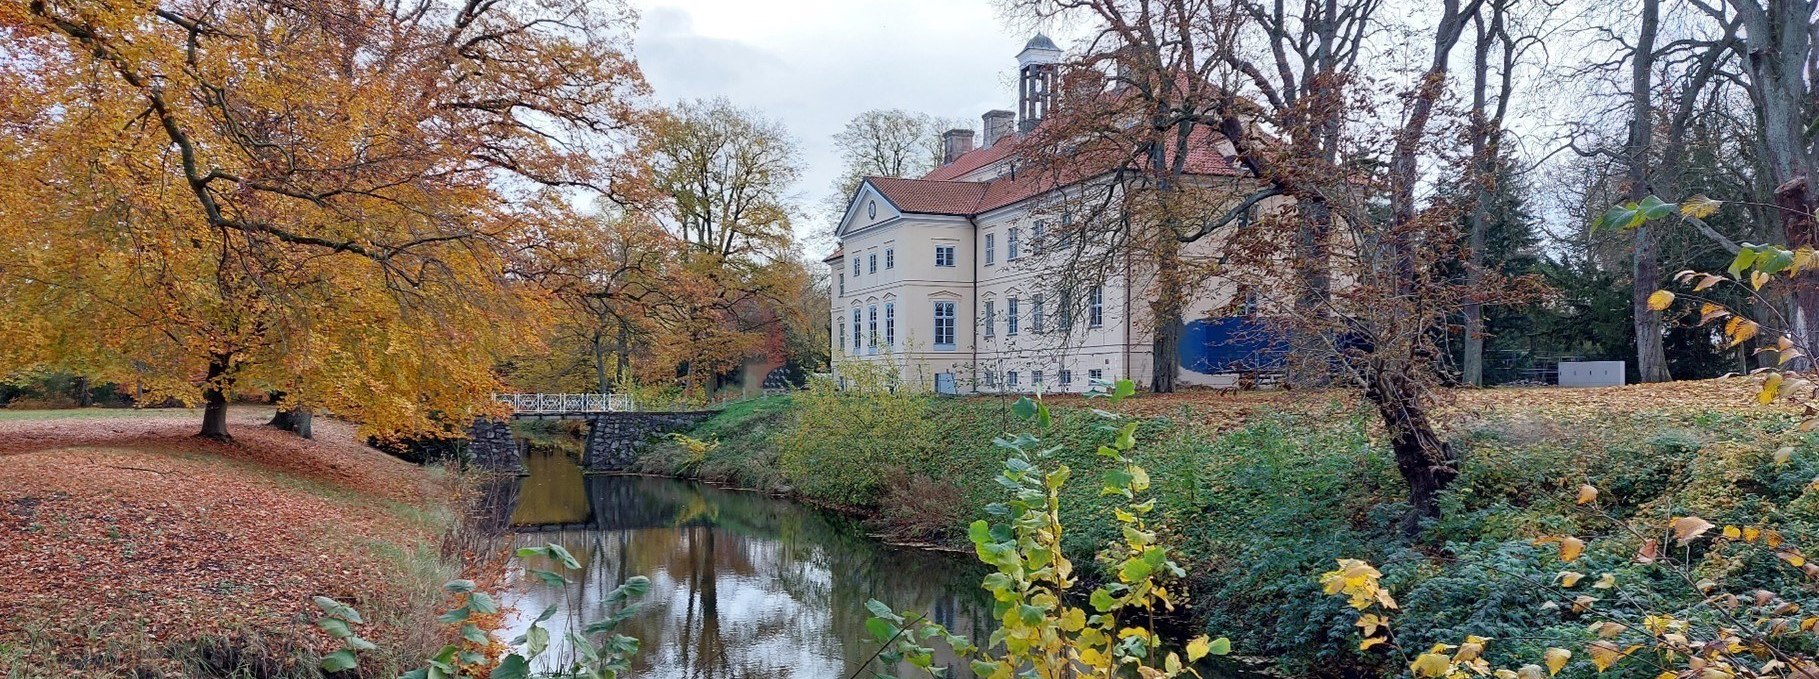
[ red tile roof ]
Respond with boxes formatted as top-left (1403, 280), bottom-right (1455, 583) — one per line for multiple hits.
top-left (822, 246), bottom-right (844, 262)
top-left (866, 123), bottom-right (1245, 218)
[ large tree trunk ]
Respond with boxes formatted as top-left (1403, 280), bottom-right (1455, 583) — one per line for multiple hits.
top-left (1290, 198), bottom-right (1335, 386)
top-left (1150, 238), bottom-right (1184, 393)
top-left (266, 391), bottom-right (314, 439)
top-left (593, 333), bottom-right (611, 394)
top-left (1629, 0), bottom-right (1673, 383)
top-left (200, 353), bottom-right (232, 441)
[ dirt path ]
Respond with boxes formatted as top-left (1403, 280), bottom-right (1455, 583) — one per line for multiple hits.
top-left (0, 407), bottom-right (453, 676)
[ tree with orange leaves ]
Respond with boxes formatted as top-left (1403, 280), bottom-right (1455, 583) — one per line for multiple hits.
top-left (0, 0), bottom-right (651, 438)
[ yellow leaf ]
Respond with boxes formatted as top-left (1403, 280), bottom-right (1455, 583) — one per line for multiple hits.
top-left (1560, 536), bottom-right (1585, 562)
top-left (1725, 316), bottom-right (1760, 348)
top-left (1186, 634), bottom-right (1211, 661)
top-left (1060, 607), bottom-right (1086, 632)
top-left (1699, 302), bottom-right (1730, 326)
top-left (1775, 447), bottom-right (1795, 465)
top-left (1591, 621), bottom-right (1625, 639)
top-left (1672, 516), bottom-right (1716, 544)
top-left (1593, 573), bottom-right (1617, 589)
top-left (1411, 652), bottom-right (1452, 678)
top-left (1576, 484), bottom-right (1599, 505)
top-left (1558, 571), bottom-right (1584, 587)
top-left (1573, 595), bottom-right (1598, 613)
top-left (1694, 273), bottom-right (1724, 291)
top-left (1743, 527), bottom-right (1762, 543)
top-left (1760, 373), bottom-right (1785, 404)
top-left (1518, 665), bottom-right (1546, 679)
top-left (1681, 195), bottom-right (1721, 219)
top-left (1723, 525), bottom-right (1743, 539)
top-left (1359, 635), bottom-right (1389, 651)
top-left (1588, 641), bottom-right (1627, 672)
top-left (1752, 269), bottom-right (1771, 290)
top-left (1545, 647), bottom-right (1572, 676)
top-left (1647, 290), bottom-right (1675, 311)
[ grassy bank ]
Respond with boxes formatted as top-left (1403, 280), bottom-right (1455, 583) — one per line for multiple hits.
top-left (639, 380), bottom-right (1815, 676)
top-left (0, 407), bottom-right (469, 678)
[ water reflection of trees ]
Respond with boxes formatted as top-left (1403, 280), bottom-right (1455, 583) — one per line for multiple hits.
top-left (487, 456), bottom-right (994, 678)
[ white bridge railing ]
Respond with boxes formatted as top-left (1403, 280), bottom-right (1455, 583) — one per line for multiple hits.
top-left (495, 393), bottom-right (636, 414)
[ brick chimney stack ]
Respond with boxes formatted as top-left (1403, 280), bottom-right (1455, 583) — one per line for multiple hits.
top-left (942, 128), bottom-right (975, 164)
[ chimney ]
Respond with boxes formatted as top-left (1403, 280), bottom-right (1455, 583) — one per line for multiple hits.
top-left (982, 110), bottom-right (1015, 147)
top-left (942, 128), bottom-right (975, 164)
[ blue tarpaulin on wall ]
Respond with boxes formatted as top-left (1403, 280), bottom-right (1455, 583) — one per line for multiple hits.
top-left (1179, 317), bottom-right (1287, 375)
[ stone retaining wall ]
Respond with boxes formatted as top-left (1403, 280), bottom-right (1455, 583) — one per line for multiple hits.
top-left (466, 411), bottom-right (716, 474)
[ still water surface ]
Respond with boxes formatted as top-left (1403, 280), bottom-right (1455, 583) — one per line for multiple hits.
top-left (492, 449), bottom-right (994, 677)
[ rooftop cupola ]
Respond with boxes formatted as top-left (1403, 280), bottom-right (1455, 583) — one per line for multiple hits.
top-left (1017, 33), bottom-right (1062, 133)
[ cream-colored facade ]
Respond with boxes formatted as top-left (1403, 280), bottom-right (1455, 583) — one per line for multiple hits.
top-left (826, 35), bottom-right (1290, 394)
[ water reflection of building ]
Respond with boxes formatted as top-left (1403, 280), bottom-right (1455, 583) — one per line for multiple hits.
top-left (490, 449), bottom-right (993, 678)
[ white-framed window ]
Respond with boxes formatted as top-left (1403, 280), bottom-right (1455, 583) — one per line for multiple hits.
top-left (1032, 293), bottom-right (1045, 333)
top-left (1033, 220), bottom-right (1047, 253)
top-left (1059, 369), bottom-right (1073, 385)
top-left (1089, 286), bottom-right (1104, 328)
top-left (838, 318), bottom-right (846, 352)
top-left (1058, 291), bottom-right (1072, 330)
top-left (983, 370), bottom-right (997, 388)
top-left (853, 258), bottom-right (861, 277)
top-left (838, 273), bottom-right (845, 295)
top-left (852, 308), bottom-right (862, 348)
top-left (1008, 227), bottom-right (1022, 260)
top-left (1058, 211), bottom-right (1075, 249)
top-left (933, 301), bottom-right (956, 348)
top-left (867, 305), bottom-right (878, 353)
top-left (1089, 368), bottom-right (1104, 381)
top-left (1032, 370), bottom-right (1044, 386)
top-left (1007, 297), bottom-right (1020, 336)
top-left (1008, 371), bottom-right (1020, 388)
top-left (983, 300), bottom-right (996, 338)
top-left (885, 248), bottom-right (895, 269)
top-left (868, 253), bottom-right (878, 274)
top-left (884, 303), bottom-right (895, 346)
top-left (984, 234), bottom-right (996, 265)
top-left (935, 245), bottom-right (955, 267)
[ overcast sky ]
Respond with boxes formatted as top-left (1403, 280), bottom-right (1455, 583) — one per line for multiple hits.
top-left (631, 0), bottom-right (1052, 250)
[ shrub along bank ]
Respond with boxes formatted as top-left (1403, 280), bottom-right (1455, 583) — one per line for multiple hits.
top-left (637, 380), bottom-right (1814, 677)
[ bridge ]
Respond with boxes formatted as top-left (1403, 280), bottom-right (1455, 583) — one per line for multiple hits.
top-left (493, 393), bottom-right (637, 415)
top-left (470, 393), bottom-right (714, 474)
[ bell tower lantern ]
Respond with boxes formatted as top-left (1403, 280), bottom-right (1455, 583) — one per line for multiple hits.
top-left (1017, 34), bottom-right (1062, 133)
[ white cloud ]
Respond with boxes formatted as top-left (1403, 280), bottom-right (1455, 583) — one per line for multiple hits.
top-left (631, 0), bottom-right (1049, 250)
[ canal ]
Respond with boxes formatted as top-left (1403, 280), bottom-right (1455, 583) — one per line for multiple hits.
top-left (490, 447), bottom-right (995, 677)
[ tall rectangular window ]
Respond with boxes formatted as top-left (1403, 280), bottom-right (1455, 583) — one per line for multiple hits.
top-left (1059, 369), bottom-right (1073, 385)
top-left (983, 300), bottom-right (996, 338)
top-left (868, 253), bottom-right (877, 274)
top-left (1032, 370), bottom-right (1043, 386)
top-left (1008, 228), bottom-right (1022, 260)
top-left (884, 303), bottom-right (895, 346)
top-left (867, 305), bottom-right (878, 352)
top-left (1007, 297), bottom-right (1020, 335)
top-left (984, 234), bottom-right (996, 265)
top-left (1058, 291), bottom-right (1073, 330)
top-left (1032, 221), bottom-right (1047, 253)
top-left (1008, 371), bottom-right (1020, 388)
top-left (1088, 286), bottom-right (1104, 328)
top-left (853, 258), bottom-right (860, 277)
top-left (1031, 293), bottom-right (1045, 333)
top-left (933, 302), bottom-right (956, 347)
top-left (838, 318), bottom-right (846, 352)
top-left (838, 273), bottom-right (844, 295)
top-left (852, 309), bottom-right (862, 348)
top-left (935, 245), bottom-right (955, 267)
top-left (984, 370), bottom-right (996, 388)
top-left (885, 248), bottom-right (895, 269)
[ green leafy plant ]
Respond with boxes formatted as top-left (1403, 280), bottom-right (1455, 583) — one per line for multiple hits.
top-left (860, 380), bottom-right (1229, 678)
top-left (313, 543), bottom-right (649, 678)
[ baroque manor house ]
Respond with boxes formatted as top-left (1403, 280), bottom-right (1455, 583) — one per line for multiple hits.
top-left (826, 35), bottom-right (1286, 394)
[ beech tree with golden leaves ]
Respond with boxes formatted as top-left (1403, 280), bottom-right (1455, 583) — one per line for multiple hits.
top-left (0, 0), bottom-right (650, 438)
